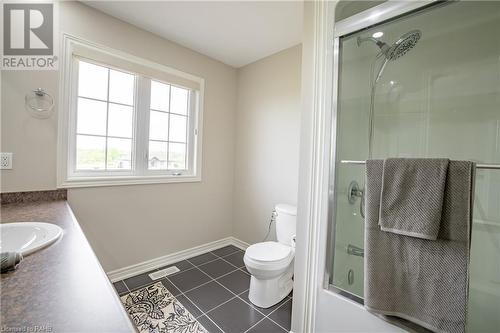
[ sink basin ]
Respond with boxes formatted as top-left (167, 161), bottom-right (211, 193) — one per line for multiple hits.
top-left (0, 222), bottom-right (63, 256)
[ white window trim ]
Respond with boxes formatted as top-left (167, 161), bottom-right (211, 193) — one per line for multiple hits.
top-left (57, 34), bottom-right (204, 188)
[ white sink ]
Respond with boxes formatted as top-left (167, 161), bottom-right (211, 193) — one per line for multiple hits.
top-left (0, 222), bottom-right (63, 256)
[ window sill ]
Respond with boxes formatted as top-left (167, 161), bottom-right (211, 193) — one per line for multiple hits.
top-left (58, 174), bottom-right (201, 188)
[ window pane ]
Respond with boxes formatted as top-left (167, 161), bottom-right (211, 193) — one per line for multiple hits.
top-left (168, 143), bottom-right (186, 170)
top-left (109, 69), bottom-right (134, 105)
top-left (107, 138), bottom-right (132, 170)
top-left (169, 114), bottom-right (187, 142)
top-left (149, 111), bottom-right (169, 141)
top-left (108, 103), bottom-right (133, 138)
top-left (148, 141), bottom-right (168, 170)
top-left (150, 80), bottom-right (170, 111)
top-left (78, 61), bottom-right (108, 100)
top-left (170, 86), bottom-right (188, 115)
top-left (77, 98), bottom-right (107, 136)
top-left (76, 135), bottom-right (105, 170)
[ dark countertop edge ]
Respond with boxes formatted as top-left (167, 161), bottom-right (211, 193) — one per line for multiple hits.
top-left (0, 189), bottom-right (67, 205)
top-left (62, 201), bottom-right (138, 333)
top-left (0, 199), bottom-right (137, 333)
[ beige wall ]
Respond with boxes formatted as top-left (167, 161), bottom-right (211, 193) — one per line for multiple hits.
top-left (1, 1), bottom-right (302, 272)
top-left (1, 70), bottom-right (59, 191)
top-left (232, 46), bottom-right (302, 244)
top-left (1, 2), bottom-right (237, 271)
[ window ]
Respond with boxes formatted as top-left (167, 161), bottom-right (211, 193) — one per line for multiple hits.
top-left (75, 61), bottom-right (135, 171)
top-left (148, 81), bottom-right (189, 171)
top-left (58, 36), bottom-right (204, 187)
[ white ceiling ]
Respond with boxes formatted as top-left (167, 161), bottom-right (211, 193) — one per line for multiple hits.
top-left (84, 1), bottom-right (303, 68)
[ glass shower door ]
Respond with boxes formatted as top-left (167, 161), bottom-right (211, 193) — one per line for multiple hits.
top-left (329, 1), bottom-right (500, 331)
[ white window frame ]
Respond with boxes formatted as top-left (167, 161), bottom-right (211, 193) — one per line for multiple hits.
top-left (57, 34), bottom-right (204, 188)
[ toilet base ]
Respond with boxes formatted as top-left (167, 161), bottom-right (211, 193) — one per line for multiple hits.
top-left (248, 264), bottom-right (293, 308)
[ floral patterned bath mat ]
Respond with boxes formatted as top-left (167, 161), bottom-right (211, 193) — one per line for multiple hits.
top-left (120, 281), bottom-right (208, 333)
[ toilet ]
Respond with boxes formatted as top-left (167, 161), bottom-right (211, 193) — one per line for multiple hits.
top-left (244, 204), bottom-right (296, 308)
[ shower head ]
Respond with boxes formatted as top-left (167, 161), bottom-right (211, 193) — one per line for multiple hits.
top-left (386, 30), bottom-right (421, 60)
top-left (357, 30), bottom-right (422, 61)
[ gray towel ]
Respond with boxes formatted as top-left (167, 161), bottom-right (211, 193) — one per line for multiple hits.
top-left (365, 159), bottom-right (474, 333)
top-left (1, 252), bottom-right (23, 273)
top-left (380, 158), bottom-right (449, 240)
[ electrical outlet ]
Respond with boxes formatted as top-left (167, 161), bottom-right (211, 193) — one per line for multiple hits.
top-left (0, 153), bottom-right (13, 169)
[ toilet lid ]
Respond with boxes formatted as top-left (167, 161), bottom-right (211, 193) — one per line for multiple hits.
top-left (246, 242), bottom-right (292, 262)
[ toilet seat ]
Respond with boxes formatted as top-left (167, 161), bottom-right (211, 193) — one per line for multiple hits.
top-left (245, 241), bottom-right (293, 271)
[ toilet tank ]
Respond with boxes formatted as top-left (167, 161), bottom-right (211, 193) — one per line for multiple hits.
top-left (275, 204), bottom-right (297, 246)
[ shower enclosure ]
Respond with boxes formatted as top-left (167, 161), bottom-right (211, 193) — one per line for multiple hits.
top-left (327, 1), bottom-right (500, 332)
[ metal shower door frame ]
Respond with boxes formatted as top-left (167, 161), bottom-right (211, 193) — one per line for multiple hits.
top-left (325, 0), bottom-right (442, 301)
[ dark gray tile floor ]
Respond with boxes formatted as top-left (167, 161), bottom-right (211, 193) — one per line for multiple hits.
top-left (113, 245), bottom-right (293, 333)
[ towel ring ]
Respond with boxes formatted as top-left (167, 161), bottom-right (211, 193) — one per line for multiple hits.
top-left (25, 88), bottom-right (54, 119)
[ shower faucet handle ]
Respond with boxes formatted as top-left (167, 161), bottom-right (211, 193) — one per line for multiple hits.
top-left (348, 181), bottom-right (363, 203)
top-left (348, 181), bottom-right (365, 219)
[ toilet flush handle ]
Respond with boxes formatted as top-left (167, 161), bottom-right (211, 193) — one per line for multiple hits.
top-left (291, 235), bottom-right (296, 248)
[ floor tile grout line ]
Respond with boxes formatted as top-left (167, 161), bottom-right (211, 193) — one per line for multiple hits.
top-left (266, 296), bottom-right (293, 317)
top-left (243, 316), bottom-right (268, 333)
top-left (178, 292), bottom-right (227, 333)
top-left (218, 255), bottom-right (245, 270)
top-left (211, 250), bottom-right (244, 266)
top-left (165, 270), bottom-right (227, 333)
top-left (204, 271), bottom-right (278, 320)
top-left (234, 294), bottom-right (268, 318)
top-left (167, 264), bottom-right (242, 300)
top-left (121, 248), bottom-right (245, 291)
top-left (214, 266), bottom-right (245, 280)
top-left (211, 248), bottom-right (242, 259)
top-left (234, 290), bottom-right (293, 331)
top-left (263, 299), bottom-right (293, 332)
top-left (232, 292), bottom-right (289, 332)
top-left (198, 314), bottom-right (225, 333)
top-left (170, 265), bottom-right (247, 295)
top-left (187, 256), bottom-right (223, 268)
top-left (118, 280), bottom-right (131, 293)
top-left (197, 267), bottom-right (241, 296)
top-left (166, 262), bottom-right (253, 333)
top-left (168, 267), bottom-right (215, 294)
top-left (198, 265), bottom-right (243, 281)
top-left (199, 294), bottom-right (239, 317)
top-left (185, 246), bottom-right (242, 269)
top-left (197, 258), bottom-right (237, 273)
top-left (266, 316), bottom-right (290, 333)
top-left (175, 265), bottom-right (242, 296)
top-left (199, 250), bottom-right (243, 270)
top-left (195, 266), bottom-right (275, 322)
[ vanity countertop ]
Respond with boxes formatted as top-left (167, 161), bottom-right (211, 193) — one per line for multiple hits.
top-left (0, 198), bottom-right (136, 333)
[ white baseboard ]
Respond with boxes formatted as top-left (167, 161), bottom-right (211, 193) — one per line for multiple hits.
top-left (107, 236), bottom-right (249, 282)
top-left (230, 236), bottom-right (250, 250)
